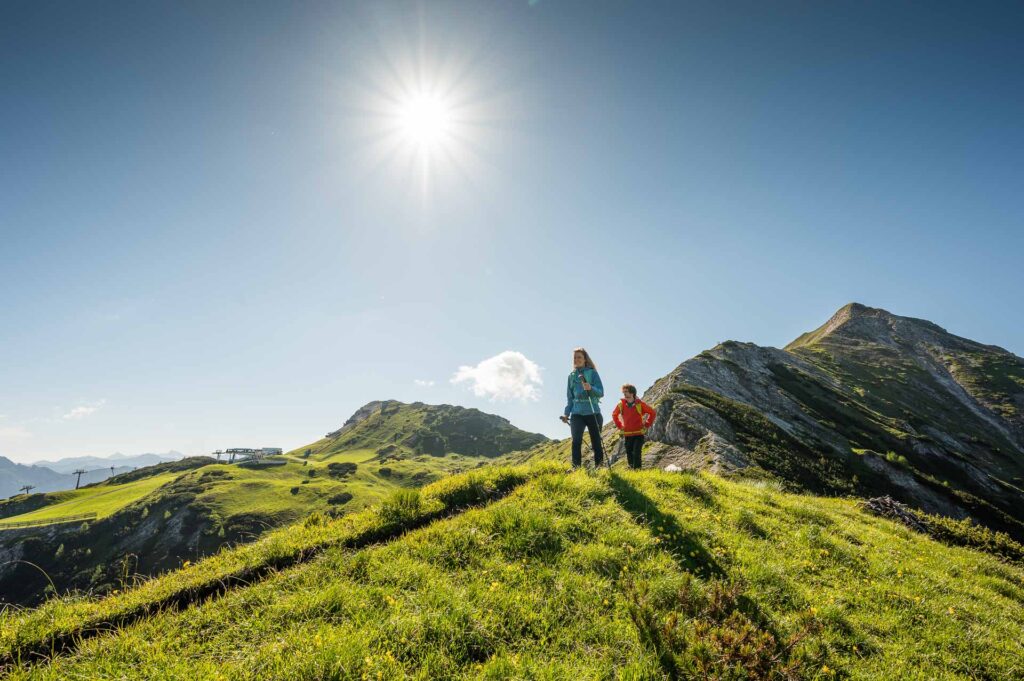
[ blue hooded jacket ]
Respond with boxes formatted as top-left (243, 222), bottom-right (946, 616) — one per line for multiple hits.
top-left (564, 367), bottom-right (604, 417)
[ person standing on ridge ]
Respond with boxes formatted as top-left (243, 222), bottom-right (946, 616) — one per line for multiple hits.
top-left (560, 347), bottom-right (605, 468)
top-left (612, 384), bottom-right (657, 470)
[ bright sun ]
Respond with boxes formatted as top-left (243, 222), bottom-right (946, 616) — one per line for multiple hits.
top-left (397, 93), bottom-right (454, 149)
top-left (357, 50), bottom-right (497, 197)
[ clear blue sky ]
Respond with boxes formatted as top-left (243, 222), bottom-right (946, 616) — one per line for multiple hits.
top-left (2, 1), bottom-right (1022, 463)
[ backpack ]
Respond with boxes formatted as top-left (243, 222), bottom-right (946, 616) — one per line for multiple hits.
top-left (620, 399), bottom-right (645, 420)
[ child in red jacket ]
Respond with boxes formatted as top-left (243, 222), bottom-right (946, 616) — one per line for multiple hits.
top-left (612, 384), bottom-right (657, 469)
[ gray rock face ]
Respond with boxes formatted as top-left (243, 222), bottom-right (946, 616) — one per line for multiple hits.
top-left (625, 303), bottom-right (1024, 539)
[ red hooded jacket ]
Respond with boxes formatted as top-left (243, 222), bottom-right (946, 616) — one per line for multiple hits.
top-left (612, 399), bottom-right (656, 436)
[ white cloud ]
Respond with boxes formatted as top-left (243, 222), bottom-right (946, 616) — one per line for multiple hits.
top-left (62, 399), bottom-right (106, 421)
top-left (451, 351), bottom-right (543, 402)
top-left (414, 379), bottom-right (436, 387)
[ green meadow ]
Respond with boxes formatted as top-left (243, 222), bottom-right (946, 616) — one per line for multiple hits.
top-left (0, 473), bottom-right (179, 525)
top-left (3, 464), bottom-right (1021, 679)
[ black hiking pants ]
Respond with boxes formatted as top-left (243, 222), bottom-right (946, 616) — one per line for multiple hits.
top-left (624, 435), bottom-right (645, 469)
top-left (570, 413), bottom-right (604, 468)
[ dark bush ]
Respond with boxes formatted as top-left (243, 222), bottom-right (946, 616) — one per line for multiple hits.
top-left (290, 486), bottom-right (300, 495)
top-left (328, 492), bottom-right (354, 505)
top-left (326, 462), bottom-right (358, 479)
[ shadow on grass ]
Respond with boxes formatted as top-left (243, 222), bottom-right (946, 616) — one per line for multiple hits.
top-left (610, 473), bottom-right (830, 678)
top-left (608, 472), bottom-right (725, 580)
top-left (0, 472), bottom-right (536, 672)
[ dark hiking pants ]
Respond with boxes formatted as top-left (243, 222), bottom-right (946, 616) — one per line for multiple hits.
top-left (570, 413), bottom-right (604, 468)
top-left (624, 434), bottom-right (645, 469)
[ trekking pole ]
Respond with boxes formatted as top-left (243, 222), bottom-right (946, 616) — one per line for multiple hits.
top-left (581, 373), bottom-right (610, 470)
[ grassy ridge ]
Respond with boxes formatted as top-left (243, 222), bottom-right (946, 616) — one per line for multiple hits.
top-left (0, 447), bottom-right (503, 606)
top-left (0, 463), bottom-right (555, 667)
top-left (5, 467), bottom-right (1023, 679)
top-left (0, 474), bottom-right (179, 525)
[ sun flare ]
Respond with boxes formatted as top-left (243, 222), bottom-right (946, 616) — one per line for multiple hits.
top-left (352, 34), bottom-right (509, 198)
top-left (397, 93), bottom-right (454, 149)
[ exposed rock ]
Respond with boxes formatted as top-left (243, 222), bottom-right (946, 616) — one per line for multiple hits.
top-left (859, 496), bottom-right (929, 533)
top-left (617, 303), bottom-right (1024, 539)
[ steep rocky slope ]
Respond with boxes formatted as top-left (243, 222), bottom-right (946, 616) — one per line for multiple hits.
top-left (636, 303), bottom-right (1024, 538)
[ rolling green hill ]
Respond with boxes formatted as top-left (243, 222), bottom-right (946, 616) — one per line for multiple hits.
top-left (294, 399), bottom-right (549, 461)
top-left (0, 402), bottom-right (546, 606)
top-left (2, 465), bottom-right (1021, 679)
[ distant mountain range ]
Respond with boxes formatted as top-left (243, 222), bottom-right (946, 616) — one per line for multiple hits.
top-left (32, 452), bottom-right (183, 474)
top-left (0, 452), bottom-right (183, 499)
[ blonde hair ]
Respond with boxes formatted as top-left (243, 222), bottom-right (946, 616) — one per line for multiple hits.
top-left (573, 347), bottom-right (597, 370)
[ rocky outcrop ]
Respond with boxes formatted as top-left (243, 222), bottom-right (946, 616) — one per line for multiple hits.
top-left (326, 400), bottom-right (391, 438)
top-left (626, 303), bottom-right (1024, 539)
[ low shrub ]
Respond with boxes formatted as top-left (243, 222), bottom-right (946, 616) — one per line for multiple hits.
top-left (326, 462), bottom-right (357, 479)
top-left (328, 492), bottom-right (354, 505)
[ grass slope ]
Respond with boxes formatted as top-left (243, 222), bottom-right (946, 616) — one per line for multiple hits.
top-left (3, 467), bottom-right (1021, 679)
top-left (0, 463), bottom-right (549, 666)
top-left (0, 473), bottom-right (179, 525)
top-left (0, 448), bottom-right (495, 606)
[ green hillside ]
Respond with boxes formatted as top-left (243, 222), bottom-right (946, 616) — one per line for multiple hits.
top-left (0, 453), bottom-right (485, 606)
top-left (0, 404), bottom-right (546, 607)
top-left (0, 473), bottom-right (179, 526)
top-left (297, 400), bottom-right (549, 461)
top-left (3, 465), bottom-right (1022, 679)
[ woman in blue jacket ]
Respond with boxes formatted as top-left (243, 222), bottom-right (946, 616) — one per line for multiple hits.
top-left (560, 347), bottom-right (605, 468)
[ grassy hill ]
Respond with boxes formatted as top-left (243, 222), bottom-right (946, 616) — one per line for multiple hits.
top-left (0, 453), bottom-right (481, 606)
top-left (0, 473), bottom-right (180, 526)
top-left (295, 400), bottom-right (549, 461)
top-left (0, 403), bottom-right (548, 606)
top-left (2, 464), bottom-right (1021, 679)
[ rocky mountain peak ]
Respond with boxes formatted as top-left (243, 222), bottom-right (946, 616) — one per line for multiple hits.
top-left (628, 303), bottom-right (1024, 540)
top-left (785, 303), bottom-right (959, 351)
